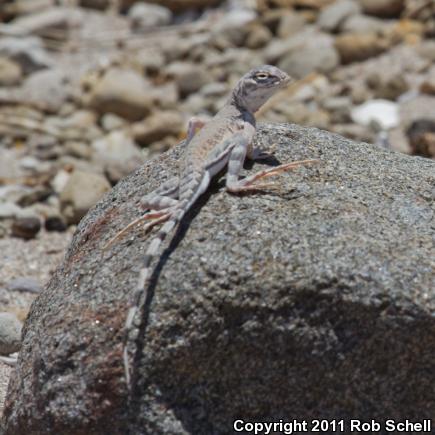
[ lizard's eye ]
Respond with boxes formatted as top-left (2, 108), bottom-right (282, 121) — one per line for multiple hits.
top-left (255, 73), bottom-right (269, 81)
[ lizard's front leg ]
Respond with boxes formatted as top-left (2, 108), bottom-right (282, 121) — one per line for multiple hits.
top-left (226, 137), bottom-right (317, 193)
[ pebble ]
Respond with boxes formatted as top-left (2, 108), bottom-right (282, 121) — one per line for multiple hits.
top-left (59, 170), bottom-right (111, 224)
top-left (91, 130), bottom-right (145, 183)
top-left (128, 2), bottom-right (172, 29)
top-left (0, 56), bottom-right (22, 86)
top-left (166, 61), bottom-right (209, 97)
top-left (11, 217), bottom-right (41, 239)
top-left (7, 277), bottom-right (42, 294)
top-left (131, 110), bottom-right (184, 146)
top-left (0, 36), bottom-right (53, 74)
top-left (318, 0), bottom-right (360, 32)
top-left (86, 68), bottom-right (153, 121)
top-left (351, 99), bottom-right (399, 130)
top-left (0, 312), bottom-right (22, 356)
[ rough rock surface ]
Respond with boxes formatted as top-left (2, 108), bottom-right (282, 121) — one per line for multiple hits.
top-left (2, 124), bottom-right (435, 434)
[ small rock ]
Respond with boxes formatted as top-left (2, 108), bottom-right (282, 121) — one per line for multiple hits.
top-left (278, 34), bottom-right (339, 78)
top-left (360, 0), bottom-right (405, 18)
top-left (21, 68), bottom-right (71, 113)
top-left (245, 23), bottom-right (273, 49)
top-left (0, 56), bottom-right (22, 86)
top-left (351, 99), bottom-right (399, 130)
top-left (400, 95), bottom-right (435, 125)
top-left (91, 130), bottom-right (145, 183)
top-left (10, 7), bottom-right (78, 35)
top-left (11, 216), bottom-right (41, 239)
top-left (64, 141), bottom-right (93, 160)
top-left (366, 72), bottom-right (409, 100)
top-left (45, 215), bottom-right (68, 232)
top-left (60, 170), bottom-right (111, 224)
top-left (128, 2), bottom-right (172, 29)
top-left (0, 36), bottom-right (53, 74)
top-left (406, 120), bottom-right (435, 157)
top-left (8, 277), bottom-right (42, 294)
top-left (100, 113), bottom-right (127, 132)
top-left (420, 68), bottom-right (435, 95)
top-left (131, 110), bottom-right (183, 146)
top-left (335, 33), bottom-right (389, 64)
top-left (86, 68), bottom-right (153, 121)
top-left (200, 82), bottom-right (228, 98)
top-left (0, 312), bottom-right (22, 356)
top-left (276, 11), bottom-right (306, 38)
top-left (341, 14), bottom-right (387, 34)
top-left (166, 62), bottom-right (209, 97)
top-left (318, 0), bottom-right (360, 32)
top-left (0, 203), bottom-right (22, 219)
top-left (133, 48), bottom-right (166, 75)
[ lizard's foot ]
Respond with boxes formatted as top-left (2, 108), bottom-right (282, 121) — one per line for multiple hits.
top-left (227, 159), bottom-right (318, 194)
top-left (103, 210), bottom-right (172, 250)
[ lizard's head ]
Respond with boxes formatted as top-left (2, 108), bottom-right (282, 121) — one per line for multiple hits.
top-left (232, 65), bottom-right (291, 113)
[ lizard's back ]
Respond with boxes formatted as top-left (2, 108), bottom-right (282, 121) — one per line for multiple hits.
top-left (182, 104), bottom-right (247, 173)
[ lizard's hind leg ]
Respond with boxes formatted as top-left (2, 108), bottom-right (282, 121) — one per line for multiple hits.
top-left (103, 179), bottom-right (179, 250)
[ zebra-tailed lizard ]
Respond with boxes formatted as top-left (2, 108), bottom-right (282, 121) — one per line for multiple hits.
top-left (105, 65), bottom-right (317, 390)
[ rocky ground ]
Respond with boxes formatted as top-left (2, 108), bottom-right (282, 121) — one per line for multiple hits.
top-left (0, 0), bottom-right (434, 418)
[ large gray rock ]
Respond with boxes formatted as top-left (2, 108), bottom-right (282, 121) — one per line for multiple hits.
top-left (2, 124), bottom-right (435, 434)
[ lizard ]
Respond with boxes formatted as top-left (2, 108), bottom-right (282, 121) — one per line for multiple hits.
top-left (105, 65), bottom-right (317, 390)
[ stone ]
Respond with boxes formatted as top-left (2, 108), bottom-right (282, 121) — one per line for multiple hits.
top-left (366, 72), bottom-right (409, 100)
top-left (0, 313), bottom-right (22, 356)
top-left (10, 7), bottom-right (79, 35)
top-left (91, 130), bottom-right (146, 183)
top-left (45, 215), bottom-right (68, 232)
top-left (133, 48), bottom-right (166, 75)
top-left (11, 217), bottom-right (41, 240)
top-left (129, 0), bottom-right (222, 13)
top-left (7, 278), bottom-right (42, 294)
top-left (0, 57), bottom-right (22, 86)
top-left (420, 67), bottom-right (435, 95)
top-left (59, 170), bottom-right (111, 224)
top-left (86, 68), bottom-right (153, 121)
top-left (351, 99), bottom-right (399, 130)
top-left (360, 0), bottom-right (405, 18)
top-left (245, 23), bottom-right (272, 49)
top-left (0, 203), bottom-right (22, 219)
top-left (400, 95), bottom-right (435, 126)
top-left (20, 68), bottom-right (72, 113)
top-left (0, 37), bottom-right (53, 74)
top-left (317, 0), bottom-right (360, 32)
top-left (131, 110), bottom-right (184, 147)
top-left (166, 62), bottom-right (209, 97)
top-left (406, 119), bottom-right (435, 157)
top-left (128, 2), bottom-right (172, 29)
top-left (100, 113), bottom-right (127, 132)
top-left (278, 34), bottom-right (339, 79)
top-left (335, 33), bottom-right (390, 64)
top-left (341, 13), bottom-right (387, 33)
top-left (4, 124), bottom-right (435, 433)
top-left (276, 11), bottom-right (306, 38)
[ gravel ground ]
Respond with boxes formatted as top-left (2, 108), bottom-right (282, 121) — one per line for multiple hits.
top-left (0, 228), bottom-right (73, 417)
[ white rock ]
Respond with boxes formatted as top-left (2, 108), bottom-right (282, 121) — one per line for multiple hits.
top-left (351, 99), bottom-right (399, 130)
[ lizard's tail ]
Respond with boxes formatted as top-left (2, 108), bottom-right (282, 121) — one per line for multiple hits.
top-left (123, 200), bottom-right (188, 387)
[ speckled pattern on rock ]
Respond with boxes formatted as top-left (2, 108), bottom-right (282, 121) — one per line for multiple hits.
top-left (2, 124), bottom-right (435, 434)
